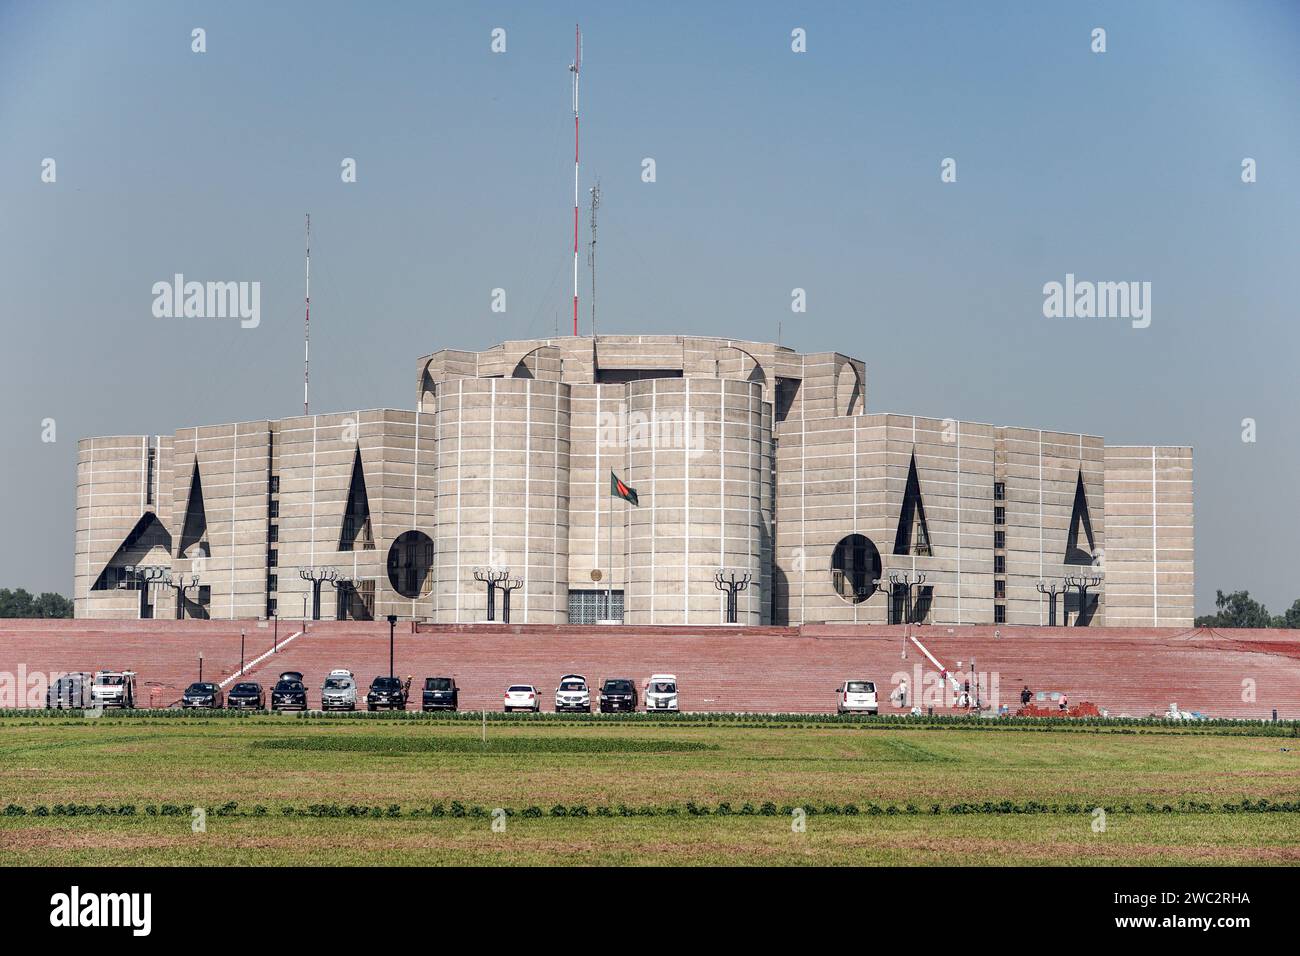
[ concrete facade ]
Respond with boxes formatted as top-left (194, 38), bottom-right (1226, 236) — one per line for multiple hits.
top-left (75, 335), bottom-right (1193, 627)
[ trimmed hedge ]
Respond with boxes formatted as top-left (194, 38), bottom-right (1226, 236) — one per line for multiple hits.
top-left (5, 797), bottom-right (1299, 820)
top-left (0, 708), bottom-right (1296, 739)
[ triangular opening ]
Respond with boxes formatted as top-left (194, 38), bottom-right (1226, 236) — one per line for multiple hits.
top-left (178, 460), bottom-right (209, 558)
top-left (338, 447), bottom-right (375, 552)
top-left (1065, 470), bottom-right (1096, 565)
top-left (91, 513), bottom-right (173, 590)
top-left (893, 452), bottom-right (933, 556)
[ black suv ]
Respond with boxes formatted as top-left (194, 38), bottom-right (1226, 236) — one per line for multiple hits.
top-left (598, 678), bottom-right (638, 713)
top-left (271, 679), bottom-right (308, 711)
top-left (366, 676), bottom-right (408, 711)
top-left (422, 677), bottom-right (458, 712)
top-left (226, 682), bottom-right (265, 710)
top-left (181, 682), bottom-right (224, 709)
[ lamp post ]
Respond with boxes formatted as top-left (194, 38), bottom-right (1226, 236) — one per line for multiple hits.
top-left (498, 576), bottom-right (523, 624)
top-left (327, 571), bottom-right (354, 622)
top-left (1063, 574), bottom-right (1102, 628)
top-left (386, 614), bottom-right (397, 679)
top-left (239, 627), bottom-right (245, 676)
top-left (889, 571), bottom-right (927, 624)
top-left (472, 567), bottom-right (509, 622)
top-left (713, 569), bottom-right (752, 624)
top-left (1036, 580), bottom-right (1063, 627)
top-left (298, 566), bottom-right (339, 621)
top-left (198, 652), bottom-right (203, 684)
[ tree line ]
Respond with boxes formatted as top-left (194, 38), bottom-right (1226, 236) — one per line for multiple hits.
top-left (0, 589), bottom-right (73, 618)
top-left (1195, 590), bottom-right (1300, 629)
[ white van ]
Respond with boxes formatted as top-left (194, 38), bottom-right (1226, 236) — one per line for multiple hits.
top-left (836, 679), bottom-right (878, 715)
top-left (645, 674), bottom-right (679, 712)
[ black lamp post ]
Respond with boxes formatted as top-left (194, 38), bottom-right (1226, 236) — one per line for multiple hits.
top-left (498, 577), bottom-right (523, 624)
top-left (198, 652), bottom-right (204, 684)
top-left (299, 566), bottom-right (339, 621)
top-left (239, 627), bottom-right (245, 676)
top-left (1064, 574), bottom-right (1102, 627)
top-left (889, 571), bottom-right (927, 624)
top-left (1036, 580), bottom-right (1063, 626)
top-left (472, 567), bottom-right (509, 621)
top-left (386, 614), bottom-right (397, 679)
top-left (713, 569), bottom-right (752, 624)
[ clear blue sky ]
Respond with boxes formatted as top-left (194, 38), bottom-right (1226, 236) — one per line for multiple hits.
top-left (2, 1), bottom-right (1298, 615)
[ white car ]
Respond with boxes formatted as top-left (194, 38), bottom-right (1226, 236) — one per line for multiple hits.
top-left (555, 674), bottom-right (591, 713)
top-left (644, 673), bottom-right (679, 712)
top-left (836, 679), bottom-right (878, 715)
top-left (321, 669), bottom-right (357, 711)
top-left (504, 684), bottom-right (540, 713)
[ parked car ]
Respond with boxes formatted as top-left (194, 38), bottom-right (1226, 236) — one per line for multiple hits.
top-left (90, 670), bottom-right (136, 709)
top-left (46, 673), bottom-right (93, 709)
top-left (271, 679), bottom-right (308, 711)
top-left (554, 674), bottom-right (590, 713)
top-left (836, 679), bottom-right (878, 715)
top-left (598, 678), bottom-right (637, 713)
top-left (644, 674), bottom-right (679, 713)
top-left (421, 676), bottom-right (459, 712)
top-left (181, 682), bottom-right (224, 709)
top-left (366, 676), bottom-right (409, 711)
top-left (321, 669), bottom-right (358, 711)
top-left (226, 682), bottom-right (265, 710)
top-left (503, 684), bottom-right (540, 713)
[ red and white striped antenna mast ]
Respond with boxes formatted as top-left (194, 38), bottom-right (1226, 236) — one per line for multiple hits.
top-left (303, 212), bottom-right (311, 415)
top-left (569, 24), bottom-right (581, 336)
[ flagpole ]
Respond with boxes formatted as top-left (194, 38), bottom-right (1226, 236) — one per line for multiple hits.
top-left (607, 474), bottom-right (614, 620)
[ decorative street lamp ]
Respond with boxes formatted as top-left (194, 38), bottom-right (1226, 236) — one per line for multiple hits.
top-left (713, 569), bottom-right (752, 624)
top-left (472, 567), bottom-right (510, 622)
top-left (1036, 579), bottom-right (1064, 627)
top-left (888, 571), bottom-right (927, 624)
top-left (1063, 574), bottom-right (1102, 628)
top-left (298, 566), bottom-right (340, 621)
top-left (497, 576), bottom-right (523, 624)
top-left (129, 566), bottom-right (201, 620)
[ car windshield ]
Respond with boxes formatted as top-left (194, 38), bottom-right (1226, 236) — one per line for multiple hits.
top-left (651, 682), bottom-right (676, 693)
top-left (507, 686), bottom-right (533, 693)
top-left (425, 678), bottom-right (452, 691)
top-left (847, 681), bottom-right (875, 693)
top-left (186, 684), bottom-right (214, 694)
top-left (372, 678), bottom-right (400, 689)
top-left (96, 675), bottom-right (124, 686)
top-left (323, 678), bottom-right (350, 689)
top-left (559, 680), bottom-right (585, 691)
top-left (274, 682), bottom-right (303, 692)
top-left (603, 680), bottom-right (632, 694)
top-left (233, 684), bottom-right (259, 693)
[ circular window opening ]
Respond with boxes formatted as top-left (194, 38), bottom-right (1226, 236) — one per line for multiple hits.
top-left (387, 531), bottom-right (434, 599)
top-left (831, 534), bottom-right (881, 604)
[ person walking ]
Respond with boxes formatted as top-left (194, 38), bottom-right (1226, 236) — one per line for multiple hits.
top-left (1020, 685), bottom-right (1032, 707)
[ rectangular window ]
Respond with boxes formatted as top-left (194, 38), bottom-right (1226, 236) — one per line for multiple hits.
top-left (994, 530), bottom-right (1005, 549)
top-left (567, 589), bottom-right (624, 624)
top-left (267, 549), bottom-right (278, 567)
top-left (994, 506), bottom-right (1005, 525)
top-left (994, 579), bottom-right (1005, 599)
top-left (994, 604), bottom-right (1006, 624)
top-left (269, 475), bottom-right (280, 494)
top-left (994, 481), bottom-right (1005, 501)
top-left (269, 500), bottom-right (279, 518)
top-left (267, 574), bottom-right (278, 592)
top-left (994, 555), bottom-right (1005, 574)
top-left (268, 524), bottom-right (278, 543)
top-left (145, 448), bottom-right (156, 505)
top-left (266, 598), bottom-right (277, 617)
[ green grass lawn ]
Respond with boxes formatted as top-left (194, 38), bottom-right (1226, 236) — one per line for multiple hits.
top-left (2, 714), bottom-right (1297, 865)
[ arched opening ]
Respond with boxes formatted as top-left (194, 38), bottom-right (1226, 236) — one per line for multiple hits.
top-left (830, 534), bottom-right (881, 604)
top-left (386, 531), bottom-right (434, 599)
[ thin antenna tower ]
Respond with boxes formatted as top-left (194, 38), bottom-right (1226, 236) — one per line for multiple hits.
top-left (588, 180), bottom-right (600, 337)
top-left (303, 213), bottom-right (311, 416)
top-left (569, 24), bottom-right (581, 336)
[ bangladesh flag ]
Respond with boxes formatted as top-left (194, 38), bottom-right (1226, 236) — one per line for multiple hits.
top-left (610, 471), bottom-right (639, 506)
